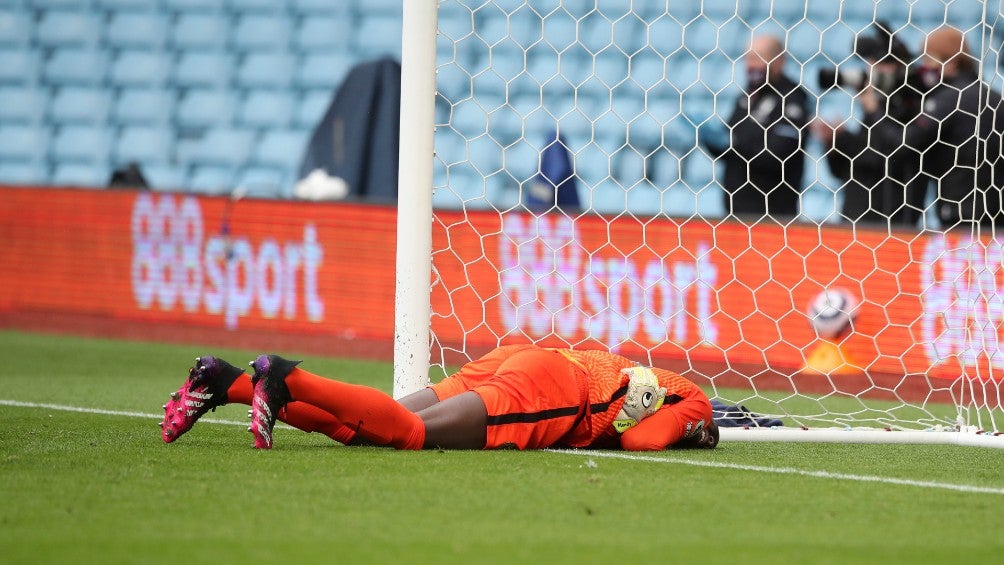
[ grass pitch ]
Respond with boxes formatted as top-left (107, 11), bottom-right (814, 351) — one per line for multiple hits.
top-left (1, 330), bottom-right (1003, 564)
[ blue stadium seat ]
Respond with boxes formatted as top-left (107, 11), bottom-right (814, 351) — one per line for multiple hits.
top-left (236, 52), bottom-right (296, 89)
top-left (0, 11), bottom-right (32, 46)
top-left (52, 162), bottom-right (112, 188)
top-left (908, 0), bottom-right (948, 25)
top-left (36, 11), bottom-right (101, 48)
top-left (175, 88), bottom-right (236, 130)
top-left (172, 51), bottom-right (234, 88)
top-left (353, 15), bottom-right (402, 57)
top-left (540, 12), bottom-right (577, 52)
top-left (0, 86), bottom-right (46, 124)
top-left (142, 164), bottom-right (186, 191)
top-left (49, 86), bottom-right (112, 125)
top-left (115, 126), bottom-right (173, 164)
top-left (95, 0), bottom-right (160, 11)
top-left (0, 161), bottom-right (49, 185)
top-left (0, 125), bottom-right (49, 165)
top-left (29, 0), bottom-right (91, 9)
top-left (170, 13), bottom-right (228, 50)
top-left (295, 16), bottom-right (351, 52)
top-left (226, 0), bottom-right (286, 13)
top-left (234, 166), bottom-right (289, 198)
top-left (645, 14), bottom-right (684, 57)
top-left (114, 88), bottom-right (174, 125)
top-left (44, 48), bottom-right (108, 86)
top-left (187, 165), bottom-right (235, 195)
top-left (232, 14), bottom-right (292, 52)
top-left (106, 12), bottom-right (169, 50)
top-left (185, 127), bottom-right (256, 167)
top-left (0, 49), bottom-right (40, 85)
top-left (291, 0), bottom-right (351, 16)
top-left (630, 54), bottom-right (667, 90)
top-left (238, 89), bottom-right (294, 128)
top-left (252, 128), bottom-right (309, 170)
top-left (51, 125), bottom-right (114, 166)
top-left (110, 50), bottom-right (172, 87)
top-left (296, 89), bottom-right (332, 129)
top-left (295, 52), bottom-right (354, 90)
top-left (162, 0), bottom-right (225, 13)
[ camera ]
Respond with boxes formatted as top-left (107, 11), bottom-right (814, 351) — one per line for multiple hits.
top-left (816, 22), bottom-right (913, 91)
top-left (816, 22), bottom-right (923, 120)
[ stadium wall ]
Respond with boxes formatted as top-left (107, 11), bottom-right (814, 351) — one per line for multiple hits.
top-left (1, 187), bottom-right (1001, 396)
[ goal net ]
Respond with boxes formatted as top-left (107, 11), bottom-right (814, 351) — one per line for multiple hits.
top-left (397, 0), bottom-right (1004, 446)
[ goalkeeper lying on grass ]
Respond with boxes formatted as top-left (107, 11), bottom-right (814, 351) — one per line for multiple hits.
top-left (161, 344), bottom-right (719, 451)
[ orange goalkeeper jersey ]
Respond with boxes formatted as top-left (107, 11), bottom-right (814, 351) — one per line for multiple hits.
top-left (556, 348), bottom-right (709, 449)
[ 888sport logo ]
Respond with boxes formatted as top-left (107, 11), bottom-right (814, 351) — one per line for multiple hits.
top-left (130, 193), bottom-right (325, 329)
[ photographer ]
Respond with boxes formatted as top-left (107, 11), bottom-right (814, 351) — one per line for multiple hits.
top-left (812, 23), bottom-right (927, 228)
top-left (703, 34), bottom-right (811, 222)
top-left (902, 26), bottom-right (1004, 230)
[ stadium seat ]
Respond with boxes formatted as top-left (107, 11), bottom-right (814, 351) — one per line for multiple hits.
top-left (115, 126), bottom-right (174, 164)
top-left (106, 12), bottom-right (169, 50)
top-left (0, 49), bottom-right (40, 85)
top-left (226, 0), bottom-right (286, 13)
top-left (161, 0), bottom-right (225, 14)
top-left (170, 13), bottom-right (229, 50)
top-left (645, 15), bottom-right (684, 58)
top-left (295, 52), bottom-right (354, 90)
top-left (95, 0), bottom-right (160, 11)
top-left (29, 0), bottom-right (91, 9)
top-left (185, 127), bottom-right (256, 167)
top-left (353, 15), bottom-right (402, 57)
top-left (238, 90), bottom-right (295, 129)
top-left (51, 125), bottom-right (114, 166)
top-left (172, 51), bottom-right (234, 88)
top-left (0, 161), bottom-right (49, 185)
top-left (51, 162), bottom-right (112, 188)
top-left (291, 0), bottom-right (351, 16)
top-left (35, 11), bottom-right (101, 48)
top-left (114, 88), bottom-right (174, 125)
top-left (0, 86), bottom-right (46, 124)
top-left (109, 50), bottom-right (172, 87)
top-left (252, 128), bottom-right (309, 170)
top-left (295, 89), bottom-right (333, 129)
top-left (0, 124), bottom-right (49, 166)
top-left (234, 166), bottom-right (289, 198)
top-left (43, 49), bottom-right (108, 86)
top-left (232, 14), bottom-right (293, 52)
top-left (187, 165), bottom-right (235, 195)
top-left (295, 16), bottom-right (351, 52)
top-left (49, 87), bottom-right (112, 125)
top-left (0, 11), bottom-right (31, 46)
top-left (235, 52), bottom-right (296, 89)
top-left (175, 88), bottom-right (237, 130)
top-left (142, 163), bottom-right (186, 191)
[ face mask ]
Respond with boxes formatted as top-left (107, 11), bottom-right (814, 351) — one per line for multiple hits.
top-left (870, 69), bottom-right (903, 95)
top-left (919, 65), bottom-right (942, 89)
top-left (747, 68), bottom-right (767, 90)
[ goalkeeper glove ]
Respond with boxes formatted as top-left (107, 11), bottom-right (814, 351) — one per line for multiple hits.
top-left (613, 366), bottom-right (667, 433)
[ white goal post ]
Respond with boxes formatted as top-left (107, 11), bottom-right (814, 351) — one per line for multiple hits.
top-left (394, 0), bottom-right (1004, 448)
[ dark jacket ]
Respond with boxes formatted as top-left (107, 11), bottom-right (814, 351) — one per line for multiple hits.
top-left (826, 107), bottom-right (927, 227)
top-left (706, 74), bottom-right (811, 219)
top-left (902, 71), bottom-right (1004, 228)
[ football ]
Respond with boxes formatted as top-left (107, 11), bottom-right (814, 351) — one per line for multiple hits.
top-left (807, 288), bottom-right (859, 339)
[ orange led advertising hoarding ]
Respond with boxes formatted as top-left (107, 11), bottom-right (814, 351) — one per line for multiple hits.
top-left (2, 187), bottom-right (1001, 382)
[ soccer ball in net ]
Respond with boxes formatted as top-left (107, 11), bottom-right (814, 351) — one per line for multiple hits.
top-left (806, 288), bottom-right (859, 339)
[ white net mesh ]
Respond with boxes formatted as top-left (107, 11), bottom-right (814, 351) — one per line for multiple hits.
top-left (426, 0), bottom-right (1004, 434)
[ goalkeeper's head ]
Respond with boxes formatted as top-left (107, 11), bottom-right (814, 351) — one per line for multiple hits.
top-left (676, 420), bottom-right (720, 450)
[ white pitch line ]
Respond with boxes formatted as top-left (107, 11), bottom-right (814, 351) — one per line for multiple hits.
top-left (0, 399), bottom-right (247, 427)
top-left (547, 449), bottom-right (1004, 495)
top-left (5, 398), bottom-right (1003, 495)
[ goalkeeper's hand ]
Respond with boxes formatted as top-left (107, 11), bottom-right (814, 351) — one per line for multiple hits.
top-left (613, 366), bottom-right (667, 433)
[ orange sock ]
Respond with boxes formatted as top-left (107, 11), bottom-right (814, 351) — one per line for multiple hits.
top-left (284, 367), bottom-right (426, 450)
top-left (226, 373), bottom-right (357, 445)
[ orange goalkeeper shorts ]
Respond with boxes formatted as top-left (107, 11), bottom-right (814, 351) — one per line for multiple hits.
top-left (430, 345), bottom-right (589, 450)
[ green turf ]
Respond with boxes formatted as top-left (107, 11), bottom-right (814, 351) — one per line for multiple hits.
top-left (1, 330), bottom-right (1002, 564)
